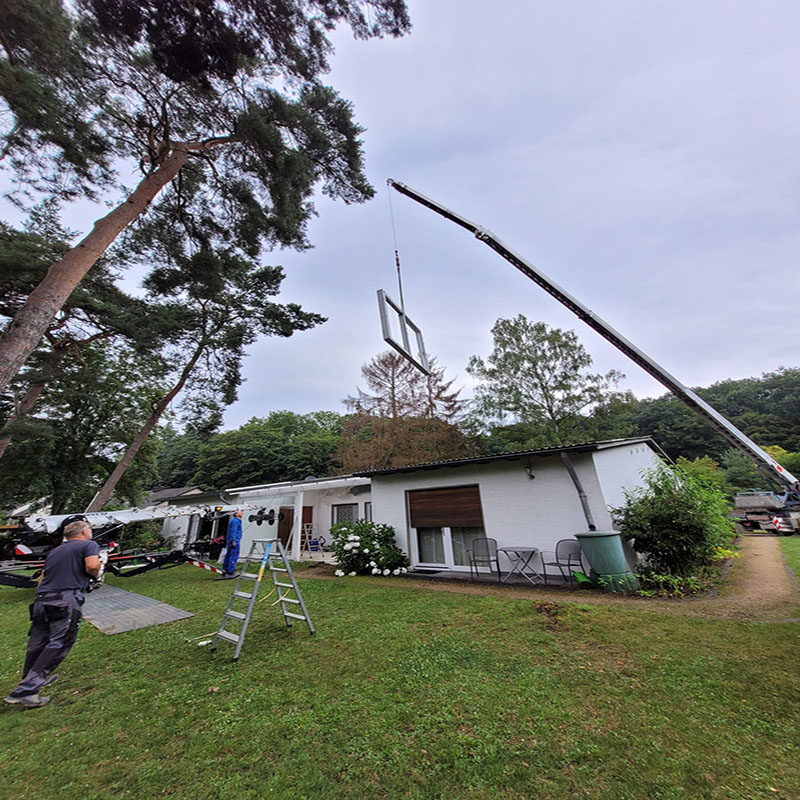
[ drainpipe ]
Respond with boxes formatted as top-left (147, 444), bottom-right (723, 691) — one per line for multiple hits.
top-left (560, 452), bottom-right (596, 531)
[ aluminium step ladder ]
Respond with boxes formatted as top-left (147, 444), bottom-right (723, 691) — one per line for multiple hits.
top-left (211, 538), bottom-right (314, 661)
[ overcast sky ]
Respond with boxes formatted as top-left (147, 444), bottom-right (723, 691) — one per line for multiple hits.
top-left (8, 1), bottom-right (800, 429)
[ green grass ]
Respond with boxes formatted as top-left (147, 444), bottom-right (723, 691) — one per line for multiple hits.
top-left (1, 569), bottom-right (798, 800)
top-left (778, 536), bottom-right (800, 584)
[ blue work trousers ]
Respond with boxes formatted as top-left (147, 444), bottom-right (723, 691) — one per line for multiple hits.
top-left (10, 589), bottom-right (84, 697)
top-left (223, 541), bottom-right (240, 574)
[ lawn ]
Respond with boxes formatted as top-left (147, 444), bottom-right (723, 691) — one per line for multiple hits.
top-left (0, 565), bottom-right (798, 800)
top-left (779, 536), bottom-right (800, 583)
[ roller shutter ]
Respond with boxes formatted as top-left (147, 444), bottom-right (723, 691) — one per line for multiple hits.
top-left (407, 485), bottom-right (484, 528)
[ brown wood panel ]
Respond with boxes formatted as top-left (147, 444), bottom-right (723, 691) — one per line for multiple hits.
top-left (278, 506), bottom-right (294, 546)
top-left (302, 506), bottom-right (313, 525)
top-left (408, 485), bottom-right (484, 528)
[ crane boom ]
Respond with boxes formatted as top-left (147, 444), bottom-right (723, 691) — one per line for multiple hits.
top-left (388, 178), bottom-right (798, 490)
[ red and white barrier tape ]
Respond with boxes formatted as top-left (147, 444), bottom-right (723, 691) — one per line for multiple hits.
top-left (188, 559), bottom-right (225, 575)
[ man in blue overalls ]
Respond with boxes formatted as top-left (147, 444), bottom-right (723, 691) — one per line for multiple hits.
top-left (222, 509), bottom-right (244, 577)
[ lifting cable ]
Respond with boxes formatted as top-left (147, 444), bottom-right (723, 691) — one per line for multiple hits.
top-left (387, 179), bottom-right (407, 317)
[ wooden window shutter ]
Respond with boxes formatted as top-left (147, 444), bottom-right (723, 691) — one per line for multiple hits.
top-left (408, 485), bottom-right (484, 528)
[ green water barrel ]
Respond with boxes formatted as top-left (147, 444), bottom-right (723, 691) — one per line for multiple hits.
top-left (574, 531), bottom-right (638, 592)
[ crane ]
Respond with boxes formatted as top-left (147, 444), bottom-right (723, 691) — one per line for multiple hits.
top-left (387, 179), bottom-right (799, 494)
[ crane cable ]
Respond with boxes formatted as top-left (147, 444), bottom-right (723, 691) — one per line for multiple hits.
top-left (387, 179), bottom-right (407, 316)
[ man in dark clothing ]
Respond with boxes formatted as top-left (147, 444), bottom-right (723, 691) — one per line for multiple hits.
top-left (4, 519), bottom-right (101, 708)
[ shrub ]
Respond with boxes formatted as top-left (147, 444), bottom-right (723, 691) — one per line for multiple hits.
top-left (611, 463), bottom-right (735, 576)
top-left (329, 520), bottom-right (409, 577)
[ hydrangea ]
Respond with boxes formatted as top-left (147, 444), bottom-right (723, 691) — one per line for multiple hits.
top-left (330, 520), bottom-right (410, 577)
top-left (349, 571), bottom-right (356, 577)
top-left (334, 569), bottom-right (345, 577)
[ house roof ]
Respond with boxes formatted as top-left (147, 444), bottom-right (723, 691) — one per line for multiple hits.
top-left (353, 437), bottom-right (667, 477)
top-left (146, 486), bottom-right (204, 504)
top-left (226, 474), bottom-right (370, 496)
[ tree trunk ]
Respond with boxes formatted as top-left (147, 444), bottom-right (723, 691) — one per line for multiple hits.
top-left (0, 382), bottom-right (46, 459)
top-left (84, 344), bottom-right (205, 512)
top-left (0, 147), bottom-right (192, 395)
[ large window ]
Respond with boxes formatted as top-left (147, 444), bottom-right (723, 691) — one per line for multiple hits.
top-left (407, 486), bottom-right (485, 568)
top-left (332, 503), bottom-right (359, 525)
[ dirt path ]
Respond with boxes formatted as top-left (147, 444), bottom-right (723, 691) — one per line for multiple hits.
top-left (305, 536), bottom-right (800, 622)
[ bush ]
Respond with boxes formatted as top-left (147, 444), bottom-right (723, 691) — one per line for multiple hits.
top-left (612, 463), bottom-right (735, 576)
top-left (329, 520), bottom-right (409, 577)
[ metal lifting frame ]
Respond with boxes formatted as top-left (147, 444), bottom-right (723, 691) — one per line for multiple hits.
top-left (388, 179), bottom-right (798, 490)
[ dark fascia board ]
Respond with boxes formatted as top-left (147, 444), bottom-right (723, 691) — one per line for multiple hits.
top-left (354, 437), bottom-right (662, 477)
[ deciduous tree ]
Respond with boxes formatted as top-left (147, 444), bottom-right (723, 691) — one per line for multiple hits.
top-left (467, 316), bottom-right (625, 447)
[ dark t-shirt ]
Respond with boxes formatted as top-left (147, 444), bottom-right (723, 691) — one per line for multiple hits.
top-left (38, 539), bottom-right (101, 592)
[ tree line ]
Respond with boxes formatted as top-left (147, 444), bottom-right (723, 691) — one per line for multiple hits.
top-left (156, 332), bottom-right (800, 500)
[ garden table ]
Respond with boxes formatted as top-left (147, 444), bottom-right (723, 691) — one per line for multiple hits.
top-left (499, 547), bottom-right (543, 585)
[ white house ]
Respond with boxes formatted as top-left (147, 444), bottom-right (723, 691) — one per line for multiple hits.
top-left (225, 475), bottom-right (372, 560)
top-left (163, 436), bottom-right (664, 574)
top-left (353, 437), bottom-right (665, 574)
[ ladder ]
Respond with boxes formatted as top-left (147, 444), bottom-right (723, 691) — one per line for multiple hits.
top-left (211, 538), bottom-right (314, 661)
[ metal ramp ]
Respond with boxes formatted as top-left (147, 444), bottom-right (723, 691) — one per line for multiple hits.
top-left (211, 538), bottom-right (314, 661)
top-left (82, 585), bottom-right (194, 634)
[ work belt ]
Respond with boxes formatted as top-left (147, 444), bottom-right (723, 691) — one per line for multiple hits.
top-left (35, 588), bottom-right (82, 601)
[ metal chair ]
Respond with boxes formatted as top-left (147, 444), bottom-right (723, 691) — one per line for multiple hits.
top-left (541, 539), bottom-right (583, 585)
top-left (467, 537), bottom-right (501, 582)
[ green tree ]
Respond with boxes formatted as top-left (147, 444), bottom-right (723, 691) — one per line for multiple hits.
top-left (467, 316), bottom-right (625, 447)
top-left (190, 411), bottom-right (344, 490)
top-left (675, 455), bottom-right (724, 489)
top-left (0, 0), bottom-right (411, 395)
top-left (0, 209), bottom-right (165, 458)
top-left (153, 426), bottom-right (205, 489)
top-left (86, 253), bottom-right (324, 510)
top-left (0, 341), bottom-right (164, 513)
top-left (612, 463), bottom-right (734, 577)
top-left (719, 448), bottom-right (763, 495)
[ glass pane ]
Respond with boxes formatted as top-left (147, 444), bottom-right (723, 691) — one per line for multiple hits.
top-left (450, 526), bottom-right (485, 567)
top-left (334, 504), bottom-right (358, 524)
top-left (417, 527), bottom-right (445, 564)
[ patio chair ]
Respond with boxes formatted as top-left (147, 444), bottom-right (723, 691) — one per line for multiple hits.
top-left (467, 537), bottom-right (502, 583)
top-left (541, 539), bottom-right (583, 586)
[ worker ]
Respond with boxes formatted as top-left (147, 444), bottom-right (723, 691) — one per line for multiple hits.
top-left (4, 519), bottom-right (101, 708)
top-left (222, 509), bottom-right (244, 577)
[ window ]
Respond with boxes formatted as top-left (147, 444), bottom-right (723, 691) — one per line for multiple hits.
top-left (332, 503), bottom-right (359, 525)
top-left (363, 502), bottom-right (372, 522)
top-left (407, 486), bottom-right (486, 569)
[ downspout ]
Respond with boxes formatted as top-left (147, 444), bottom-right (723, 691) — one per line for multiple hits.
top-left (560, 452), bottom-right (596, 531)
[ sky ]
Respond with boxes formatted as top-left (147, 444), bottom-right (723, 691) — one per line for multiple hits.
top-left (6, 0), bottom-right (800, 430)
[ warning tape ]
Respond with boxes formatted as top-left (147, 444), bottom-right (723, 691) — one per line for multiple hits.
top-left (187, 559), bottom-right (226, 575)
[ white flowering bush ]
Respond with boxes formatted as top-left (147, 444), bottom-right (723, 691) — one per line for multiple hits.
top-left (330, 520), bottom-right (409, 577)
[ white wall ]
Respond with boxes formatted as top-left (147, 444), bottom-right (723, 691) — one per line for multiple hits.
top-left (228, 487), bottom-right (372, 556)
top-left (591, 443), bottom-right (663, 519)
top-left (370, 451), bottom-right (606, 567)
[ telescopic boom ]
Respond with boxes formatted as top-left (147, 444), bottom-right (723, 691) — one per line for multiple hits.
top-left (387, 179), bottom-right (798, 490)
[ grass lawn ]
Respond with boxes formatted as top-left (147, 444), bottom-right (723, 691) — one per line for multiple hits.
top-left (779, 537), bottom-right (800, 583)
top-left (1, 566), bottom-right (798, 800)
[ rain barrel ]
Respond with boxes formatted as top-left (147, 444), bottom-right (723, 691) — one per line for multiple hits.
top-left (574, 531), bottom-right (638, 592)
